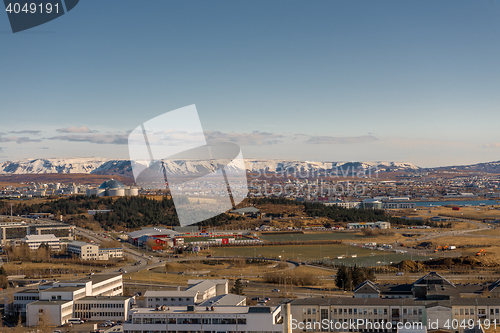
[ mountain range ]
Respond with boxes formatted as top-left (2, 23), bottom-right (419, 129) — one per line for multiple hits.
top-left (0, 158), bottom-right (499, 178)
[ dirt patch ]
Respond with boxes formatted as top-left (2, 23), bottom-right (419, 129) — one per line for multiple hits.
top-left (423, 256), bottom-right (498, 268)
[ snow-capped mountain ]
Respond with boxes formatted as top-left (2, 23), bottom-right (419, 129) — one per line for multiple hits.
top-left (0, 157), bottom-right (110, 174)
top-left (0, 157), bottom-right (420, 177)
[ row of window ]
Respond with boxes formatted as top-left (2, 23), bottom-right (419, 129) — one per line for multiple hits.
top-left (149, 298), bottom-right (193, 302)
top-left (303, 308), bottom-right (424, 316)
top-left (75, 303), bottom-right (124, 310)
top-left (74, 311), bottom-right (124, 318)
top-left (131, 318), bottom-right (247, 325)
top-left (14, 296), bottom-right (39, 301)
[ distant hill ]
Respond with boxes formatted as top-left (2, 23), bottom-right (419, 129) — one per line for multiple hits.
top-left (427, 161), bottom-right (500, 174)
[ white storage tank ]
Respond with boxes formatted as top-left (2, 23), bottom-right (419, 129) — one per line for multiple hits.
top-left (108, 188), bottom-right (125, 197)
top-left (125, 188), bottom-right (139, 196)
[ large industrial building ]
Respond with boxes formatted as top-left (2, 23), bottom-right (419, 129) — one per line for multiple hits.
top-left (124, 305), bottom-right (283, 333)
top-left (11, 274), bottom-right (130, 326)
top-left (0, 221), bottom-right (74, 245)
top-left (86, 179), bottom-right (139, 197)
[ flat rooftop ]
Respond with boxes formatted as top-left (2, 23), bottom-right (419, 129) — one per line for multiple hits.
top-left (57, 274), bottom-right (121, 285)
top-left (144, 290), bottom-right (198, 298)
top-left (77, 296), bottom-right (132, 301)
top-left (131, 306), bottom-right (276, 315)
top-left (28, 300), bottom-right (72, 306)
top-left (198, 294), bottom-right (246, 307)
top-left (43, 286), bottom-right (83, 292)
top-left (14, 289), bottom-right (40, 294)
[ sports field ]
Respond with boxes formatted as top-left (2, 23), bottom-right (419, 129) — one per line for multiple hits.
top-left (208, 243), bottom-right (429, 266)
top-left (259, 232), bottom-right (366, 242)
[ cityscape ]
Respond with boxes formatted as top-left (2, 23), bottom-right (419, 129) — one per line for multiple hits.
top-left (3, 1), bottom-right (500, 333)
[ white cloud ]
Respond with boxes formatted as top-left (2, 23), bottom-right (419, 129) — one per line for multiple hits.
top-left (49, 133), bottom-right (128, 145)
top-left (56, 126), bottom-right (96, 134)
top-left (305, 135), bottom-right (378, 144)
top-left (0, 135), bottom-right (42, 144)
top-left (205, 131), bottom-right (284, 145)
top-left (9, 130), bottom-right (41, 135)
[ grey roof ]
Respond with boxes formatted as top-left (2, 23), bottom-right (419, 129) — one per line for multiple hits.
top-left (128, 228), bottom-right (179, 239)
top-left (24, 234), bottom-right (59, 241)
top-left (68, 240), bottom-right (96, 247)
top-left (488, 279), bottom-right (500, 293)
top-left (187, 279), bottom-right (227, 286)
top-left (81, 274), bottom-right (121, 285)
top-left (198, 294), bottom-right (246, 306)
top-left (231, 207), bottom-right (260, 214)
top-left (186, 280), bottom-right (217, 293)
top-left (144, 290), bottom-right (198, 298)
top-left (57, 274), bottom-right (121, 285)
top-left (14, 289), bottom-right (40, 294)
top-left (27, 300), bottom-right (72, 306)
top-left (76, 296), bottom-right (133, 301)
top-left (42, 286), bottom-right (82, 292)
top-left (413, 271), bottom-right (454, 287)
top-left (353, 280), bottom-right (380, 294)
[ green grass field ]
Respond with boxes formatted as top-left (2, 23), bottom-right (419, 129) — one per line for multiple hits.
top-left (259, 232), bottom-right (366, 242)
top-left (209, 244), bottom-right (430, 267)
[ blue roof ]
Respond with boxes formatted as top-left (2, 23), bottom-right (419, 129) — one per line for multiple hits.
top-left (99, 179), bottom-right (125, 189)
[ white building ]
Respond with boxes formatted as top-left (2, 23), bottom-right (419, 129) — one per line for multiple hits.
top-left (383, 202), bottom-right (417, 209)
top-left (98, 247), bottom-right (123, 260)
top-left (73, 296), bottom-right (134, 321)
top-left (67, 241), bottom-right (99, 260)
top-left (21, 234), bottom-right (60, 251)
top-left (27, 300), bottom-right (74, 327)
top-left (324, 201), bottom-right (361, 209)
top-left (145, 290), bottom-right (198, 308)
top-left (347, 221), bottom-right (391, 229)
top-left (22, 274), bottom-right (126, 327)
top-left (67, 241), bottom-right (123, 260)
top-left (123, 305), bottom-right (283, 333)
top-left (145, 280), bottom-right (231, 308)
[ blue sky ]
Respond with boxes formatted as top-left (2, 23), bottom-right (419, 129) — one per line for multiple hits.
top-left (1, 0), bottom-right (500, 167)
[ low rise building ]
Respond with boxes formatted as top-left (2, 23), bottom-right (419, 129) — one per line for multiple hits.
top-left (21, 234), bottom-right (60, 250)
top-left (67, 241), bottom-right (99, 260)
top-left (67, 241), bottom-right (123, 260)
top-left (123, 305), bottom-right (283, 333)
top-left (347, 221), bottom-right (390, 230)
top-left (19, 274), bottom-right (126, 327)
top-left (73, 296), bottom-right (134, 321)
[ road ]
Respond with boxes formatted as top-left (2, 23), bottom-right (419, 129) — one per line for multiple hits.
top-left (75, 227), bottom-right (165, 275)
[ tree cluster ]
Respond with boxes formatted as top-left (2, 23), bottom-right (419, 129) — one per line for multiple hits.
top-left (334, 264), bottom-right (376, 291)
